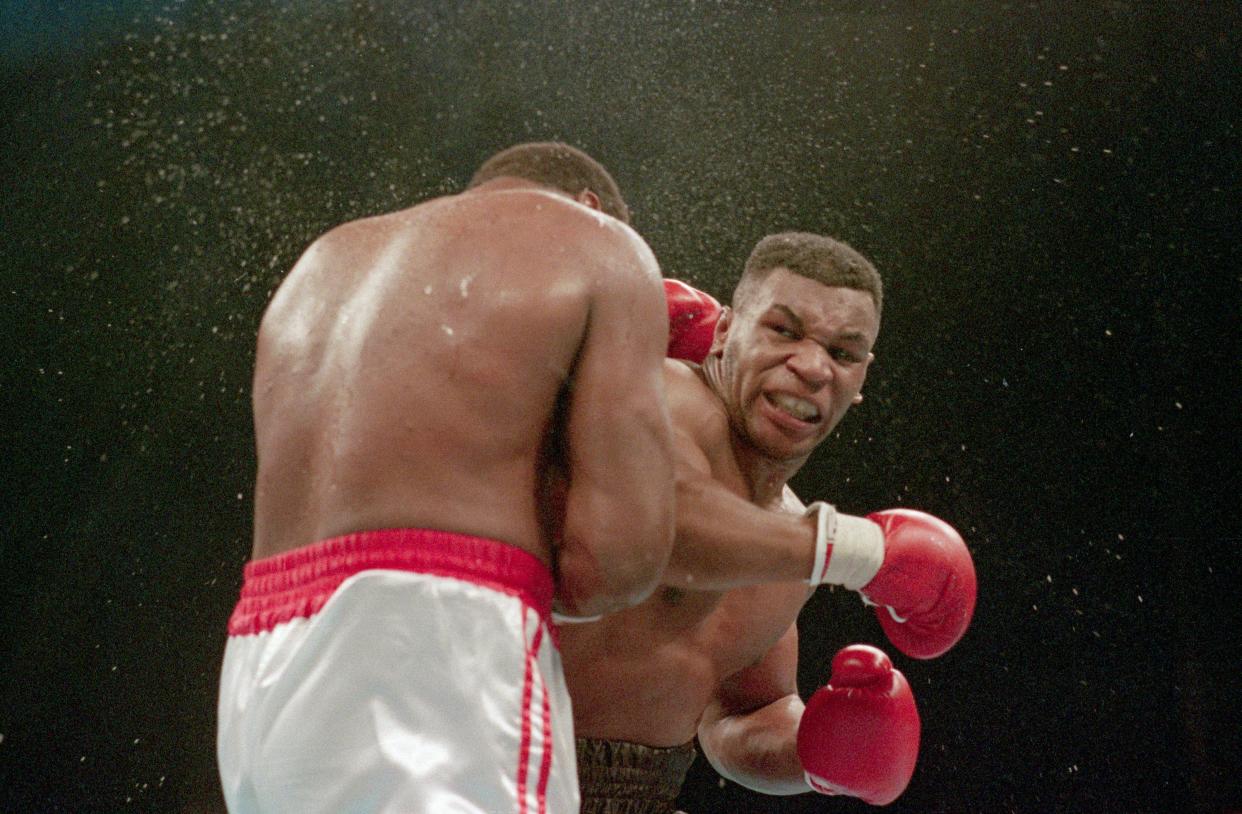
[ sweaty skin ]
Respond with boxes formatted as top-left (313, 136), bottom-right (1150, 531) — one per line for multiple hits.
top-left (251, 178), bottom-right (675, 616)
top-left (559, 271), bottom-right (880, 793)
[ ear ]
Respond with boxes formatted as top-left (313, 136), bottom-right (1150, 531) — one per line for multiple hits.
top-left (852, 352), bottom-right (876, 404)
top-left (708, 306), bottom-right (733, 356)
top-left (575, 189), bottom-right (602, 211)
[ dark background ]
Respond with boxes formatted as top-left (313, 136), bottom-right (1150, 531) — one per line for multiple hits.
top-left (2, 2), bottom-right (1238, 812)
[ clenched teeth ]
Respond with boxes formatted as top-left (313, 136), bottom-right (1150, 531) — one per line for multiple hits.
top-left (769, 393), bottom-right (820, 422)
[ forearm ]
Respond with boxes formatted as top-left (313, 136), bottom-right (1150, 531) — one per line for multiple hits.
top-left (661, 475), bottom-right (816, 590)
top-left (698, 694), bottom-right (810, 796)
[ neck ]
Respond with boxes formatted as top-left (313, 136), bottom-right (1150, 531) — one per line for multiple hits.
top-left (466, 176), bottom-right (546, 194)
top-left (736, 443), bottom-right (805, 504)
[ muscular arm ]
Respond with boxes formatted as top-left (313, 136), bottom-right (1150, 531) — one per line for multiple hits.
top-left (669, 462), bottom-right (818, 590)
top-left (660, 365), bottom-right (819, 590)
top-left (556, 228), bottom-right (676, 617)
top-left (698, 623), bottom-right (810, 795)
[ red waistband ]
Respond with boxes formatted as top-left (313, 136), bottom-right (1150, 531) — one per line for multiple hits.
top-left (227, 529), bottom-right (555, 636)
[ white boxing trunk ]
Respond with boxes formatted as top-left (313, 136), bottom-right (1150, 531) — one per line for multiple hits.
top-left (217, 529), bottom-right (577, 814)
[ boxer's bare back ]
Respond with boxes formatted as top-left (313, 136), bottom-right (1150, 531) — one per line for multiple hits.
top-left (250, 179), bottom-right (671, 610)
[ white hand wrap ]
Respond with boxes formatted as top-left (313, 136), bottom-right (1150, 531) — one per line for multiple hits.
top-left (804, 502), bottom-right (885, 590)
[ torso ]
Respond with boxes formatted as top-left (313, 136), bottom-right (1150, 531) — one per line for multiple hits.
top-left (250, 186), bottom-right (633, 566)
top-left (558, 363), bottom-right (811, 745)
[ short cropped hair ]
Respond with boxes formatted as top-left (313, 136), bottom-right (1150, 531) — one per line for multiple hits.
top-left (735, 232), bottom-right (883, 315)
top-left (468, 142), bottom-right (630, 223)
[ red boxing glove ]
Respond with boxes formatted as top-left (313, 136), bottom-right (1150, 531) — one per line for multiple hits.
top-left (803, 505), bottom-right (977, 659)
top-left (663, 278), bottom-right (721, 363)
top-left (860, 509), bottom-right (977, 660)
top-left (796, 644), bottom-right (920, 806)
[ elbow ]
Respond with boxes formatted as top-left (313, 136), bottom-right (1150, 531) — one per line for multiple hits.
top-left (699, 722), bottom-right (775, 793)
top-left (557, 493), bottom-right (674, 616)
top-left (557, 553), bottom-right (662, 619)
top-left (698, 701), bottom-right (809, 796)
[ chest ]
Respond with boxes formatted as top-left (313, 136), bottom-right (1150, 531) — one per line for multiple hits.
top-left (657, 581), bottom-right (808, 679)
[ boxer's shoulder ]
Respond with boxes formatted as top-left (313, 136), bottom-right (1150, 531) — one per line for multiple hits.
top-left (664, 362), bottom-right (729, 435)
top-left (661, 362), bottom-right (745, 489)
top-left (465, 186), bottom-right (658, 276)
top-left (465, 185), bottom-right (609, 228)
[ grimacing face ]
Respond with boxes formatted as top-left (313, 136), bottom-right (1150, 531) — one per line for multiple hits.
top-left (709, 268), bottom-right (879, 463)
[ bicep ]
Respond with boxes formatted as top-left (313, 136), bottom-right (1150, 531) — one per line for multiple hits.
top-left (565, 241), bottom-right (670, 477)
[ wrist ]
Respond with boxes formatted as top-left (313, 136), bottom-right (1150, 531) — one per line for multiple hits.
top-left (803, 503), bottom-right (884, 589)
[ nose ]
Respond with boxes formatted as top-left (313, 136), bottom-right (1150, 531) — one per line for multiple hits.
top-left (786, 341), bottom-right (832, 387)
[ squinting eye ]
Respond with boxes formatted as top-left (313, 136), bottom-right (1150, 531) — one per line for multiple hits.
top-left (773, 326), bottom-right (798, 339)
top-left (831, 348), bottom-right (861, 363)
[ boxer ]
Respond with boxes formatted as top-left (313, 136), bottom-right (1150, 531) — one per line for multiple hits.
top-left (561, 234), bottom-right (976, 812)
top-left (217, 142), bottom-right (676, 814)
